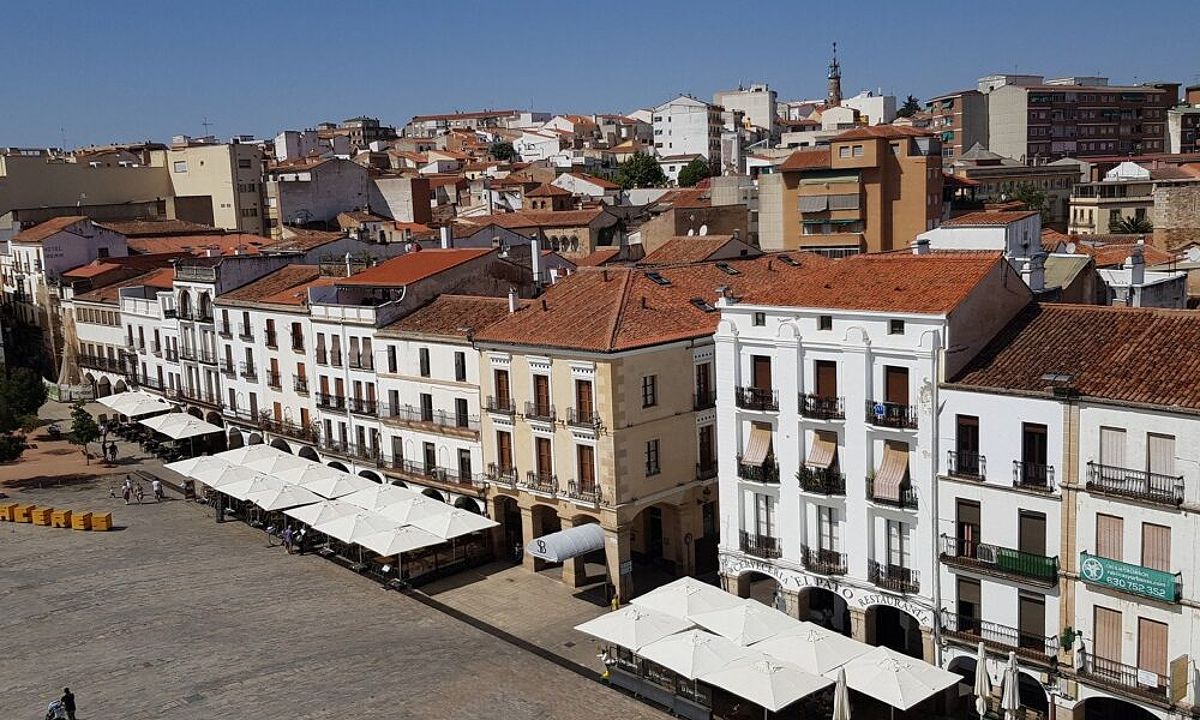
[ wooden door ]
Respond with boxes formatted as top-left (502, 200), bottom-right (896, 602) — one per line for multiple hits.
top-left (885, 366), bottom-right (908, 405)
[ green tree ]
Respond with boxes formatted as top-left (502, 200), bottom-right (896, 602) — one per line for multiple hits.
top-left (1110, 214), bottom-right (1154, 234)
top-left (615, 152), bottom-right (667, 189)
top-left (896, 94), bottom-right (922, 118)
top-left (68, 401), bottom-right (100, 464)
top-left (1010, 182), bottom-right (1051, 225)
top-left (489, 141), bottom-right (516, 161)
top-left (677, 158), bottom-right (712, 188)
top-left (0, 365), bottom-right (48, 433)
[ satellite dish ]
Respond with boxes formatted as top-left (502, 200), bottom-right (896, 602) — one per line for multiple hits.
top-left (699, 224), bottom-right (709, 236)
top-left (1066, 242), bottom-right (1076, 254)
top-left (1188, 247), bottom-right (1200, 264)
top-left (687, 228), bottom-right (695, 236)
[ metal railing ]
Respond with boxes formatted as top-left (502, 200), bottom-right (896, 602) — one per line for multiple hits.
top-left (867, 560), bottom-right (919, 593)
top-left (737, 457), bottom-right (780, 483)
top-left (524, 401), bottom-right (556, 423)
top-left (198, 349), bottom-right (217, 365)
top-left (947, 450), bottom-right (986, 480)
top-left (239, 361), bottom-right (257, 381)
top-left (293, 377), bottom-right (309, 394)
top-left (739, 530), bottom-right (781, 559)
top-left (348, 397), bottom-right (377, 416)
top-left (290, 334), bottom-right (305, 352)
top-left (388, 460), bottom-right (487, 490)
top-left (1078, 653), bottom-right (1168, 700)
top-left (220, 360), bottom-right (236, 377)
top-left (736, 386), bottom-right (778, 411)
top-left (1086, 461), bottom-right (1183, 506)
top-left (801, 545), bottom-right (847, 575)
top-left (485, 395), bottom-right (515, 414)
top-left (864, 400), bottom-right (918, 429)
top-left (565, 479), bottom-right (602, 504)
top-left (164, 348), bottom-right (179, 362)
top-left (1013, 461), bottom-right (1055, 492)
top-left (380, 404), bottom-right (480, 431)
top-left (940, 535), bottom-right (1059, 585)
top-left (696, 462), bottom-right (718, 481)
top-left (259, 417), bottom-right (319, 444)
top-left (319, 439), bottom-right (380, 463)
top-left (798, 466), bottom-right (846, 495)
top-left (693, 389), bottom-right (716, 410)
top-left (265, 371), bottom-right (282, 389)
top-left (238, 325), bottom-right (254, 341)
top-left (264, 329), bottom-right (277, 348)
top-left (800, 394), bottom-right (845, 420)
top-left (316, 393), bottom-right (346, 411)
top-left (177, 386), bottom-right (220, 406)
top-left (218, 325), bottom-right (232, 339)
top-left (567, 407), bottom-right (601, 429)
top-left (939, 610), bottom-right (1058, 661)
top-left (487, 463), bottom-right (518, 488)
top-left (150, 341), bottom-right (162, 356)
top-left (866, 476), bottom-right (918, 509)
top-left (521, 471), bottom-right (558, 495)
top-left (179, 346), bottom-right (198, 362)
top-left (78, 354), bottom-right (125, 372)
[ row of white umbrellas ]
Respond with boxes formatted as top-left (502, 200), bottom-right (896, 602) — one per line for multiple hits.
top-left (576, 576), bottom-right (963, 714)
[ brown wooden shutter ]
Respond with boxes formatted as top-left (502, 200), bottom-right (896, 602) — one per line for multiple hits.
top-left (497, 431), bottom-right (513, 471)
top-left (576, 380), bottom-right (593, 417)
top-left (1018, 592), bottom-right (1046, 646)
top-left (536, 437), bottom-right (552, 476)
top-left (1099, 426), bottom-right (1126, 468)
top-left (1096, 513), bottom-right (1124, 560)
top-left (578, 445), bottom-right (595, 489)
top-left (885, 366), bottom-right (908, 405)
top-left (1141, 523), bottom-right (1171, 572)
top-left (752, 356), bottom-right (772, 389)
top-left (1138, 618), bottom-right (1168, 677)
top-left (1094, 606), bottom-right (1122, 662)
top-left (495, 370), bottom-right (510, 404)
top-left (534, 375), bottom-right (550, 412)
top-left (695, 363), bottom-right (711, 397)
top-left (1019, 511), bottom-right (1047, 557)
top-left (815, 360), bottom-right (837, 398)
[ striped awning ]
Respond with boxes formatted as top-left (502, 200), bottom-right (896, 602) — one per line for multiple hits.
top-left (806, 435), bottom-right (837, 469)
top-left (875, 445), bottom-right (909, 501)
top-left (828, 193), bottom-right (860, 211)
top-left (742, 427), bottom-right (773, 467)
top-left (798, 195), bottom-right (829, 213)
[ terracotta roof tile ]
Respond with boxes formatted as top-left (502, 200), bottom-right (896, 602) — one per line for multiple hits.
top-left (378, 295), bottom-right (517, 339)
top-left (457, 208), bottom-right (611, 230)
top-left (337, 248), bottom-right (492, 287)
top-left (128, 233), bottom-right (270, 256)
top-left (952, 303), bottom-right (1200, 410)
top-left (1073, 242), bottom-right (1174, 268)
top-left (574, 248), bottom-right (623, 267)
top-left (74, 267), bottom-right (174, 305)
top-left (639, 236), bottom-right (754, 266)
top-left (12, 216), bottom-right (88, 243)
top-left (525, 183), bottom-right (572, 198)
top-left (942, 211), bottom-right (1039, 227)
top-left (778, 149), bottom-right (832, 171)
top-left (217, 265), bottom-right (333, 308)
top-left (833, 125), bottom-right (933, 141)
top-left (95, 219), bottom-right (223, 237)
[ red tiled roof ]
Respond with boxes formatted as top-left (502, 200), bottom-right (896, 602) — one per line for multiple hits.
top-left (1041, 229), bottom-right (1072, 252)
top-left (128, 233), bottom-right (270, 256)
top-left (458, 208), bottom-right (611, 230)
top-left (12, 216), bottom-right (88, 243)
top-left (640, 236), bottom-right (748, 266)
top-left (778, 149), bottom-right (832, 171)
top-left (74, 267), bottom-right (174, 304)
top-left (379, 294), bottom-right (517, 339)
top-left (526, 183), bottom-right (572, 198)
top-left (738, 251), bottom-right (1007, 314)
top-left (574, 248), bottom-right (623, 267)
top-left (95, 219), bottom-right (223, 237)
top-left (952, 303), bottom-right (1200, 410)
top-left (943, 211), bottom-right (1039, 227)
top-left (337, 248), bottom-right (493, 287)
top-left (217, 265), bottom-right (333, 307)
top-left (63, 262), bottom-right (121, 279)
top-left (1073, 242), bottom-right (1174, 268)
top-left (565, 172), bottom-right (620, 190)
top-left (833, 125), bottom-right (933, 141)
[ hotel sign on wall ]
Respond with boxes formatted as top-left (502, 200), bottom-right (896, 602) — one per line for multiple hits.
top-left (1079, 552), bottom-right (1180, 603)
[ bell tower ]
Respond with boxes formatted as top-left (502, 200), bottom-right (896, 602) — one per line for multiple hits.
top-left (827, 42), bottom-right (842, 107)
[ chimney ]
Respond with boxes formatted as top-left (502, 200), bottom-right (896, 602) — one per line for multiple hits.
top-left (507, 286), bottom-right (517, 313)
top-left (1024, 253), bottom-right (1046, 292)
top-left (439, 226), bottom-right (452, 249)
top-left (530, 234), bottom-right (542, 283)
top-left (345, 252), bottom-right (352, 277)
top-left (912, 238), bottom-right (930, 255)
top-left (1129, 245), bottom-right (1145, 285)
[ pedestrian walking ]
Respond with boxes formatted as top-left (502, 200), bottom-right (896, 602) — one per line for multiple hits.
top-left (152, 478), bottom-right (163, 502)
top-left (282, 526), bottom-right (294, 554)
top-left (109, 442), bottom-right (118, 463)
top-left (265, 524), bottom-right (276, 547)
top-left (297, 526), bottom-right (308, 555)
top-left (134, 481), bottom-right (144, 504)
top-left (61, 687), bottom-right (76, 720)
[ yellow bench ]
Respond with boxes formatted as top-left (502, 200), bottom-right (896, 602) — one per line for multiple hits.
top-left (51, 509), bottom-right (72, 528)
top-left (91, 512), bottom-right (113, 531)
top-left (13, 504), bottom-right (33, 523)
top-left (30, 507), bottom-right (52, 526)
top-left (71, 512), bottom-right (92, 531)
top-left (0, 502), bottom-right (17, 521)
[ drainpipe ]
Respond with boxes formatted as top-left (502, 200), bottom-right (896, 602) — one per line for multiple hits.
top-left (930, 331), bottom-right (943, 668)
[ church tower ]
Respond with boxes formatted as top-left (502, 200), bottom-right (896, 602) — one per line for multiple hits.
top-left (826, 42), bottom-right (842, 107)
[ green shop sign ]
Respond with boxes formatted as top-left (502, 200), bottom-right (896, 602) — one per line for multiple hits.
top-left (1079, 552), bottom-right (1180, 603)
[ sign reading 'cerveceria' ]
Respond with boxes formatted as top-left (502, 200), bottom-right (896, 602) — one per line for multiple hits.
top-left (1079, 552), bottom-right (1180, 603)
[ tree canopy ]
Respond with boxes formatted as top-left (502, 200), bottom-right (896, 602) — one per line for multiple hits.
top-left (0, 366), bottom-right (47, 434)
top-left (677, 158), bottom-right (712, 188)
top-left (1010, 183), bottom-right (1051, 225)
top-left (68, 401), bottom-right (100, 463)
top-left (1110, 214), bottom-right (1154, 234)
top-left (489, 141), bottom-right (516, 161)
top-left (615, 152), bottom-right (667, 189)
top-left (896, 94), bottom-right (922, 118)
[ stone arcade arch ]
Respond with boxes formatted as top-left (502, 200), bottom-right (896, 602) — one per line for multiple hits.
top-left (297, 446), bottom-right (319, 462)
top-left (227, 428), bottom-right (245, 450)
top-left (328, 460), bottom-right (349, 472)
top-left (359, 470), bottom-right (383, 484)
top-left (270, 438), bottom-right (293, 454)
top-left (865, 604), bottom-right (925, 661)
top-left (454, 496), bottom-right (483, 514)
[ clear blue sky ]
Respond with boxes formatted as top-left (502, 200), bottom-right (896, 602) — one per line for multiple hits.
top-left (5, 0), bottom-right (1197, 147)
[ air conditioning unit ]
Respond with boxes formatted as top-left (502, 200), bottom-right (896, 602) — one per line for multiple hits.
top-left (976, 544), bottom-right (998, 564)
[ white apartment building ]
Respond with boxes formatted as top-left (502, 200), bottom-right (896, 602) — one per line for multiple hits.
top-left (715, 251), bottom-right (1031, 664)
top-left (117, 273), bottom-right (178, 395)
top-left (653, 95), bottom-right (723, 164)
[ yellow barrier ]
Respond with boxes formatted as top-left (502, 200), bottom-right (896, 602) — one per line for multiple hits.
top-left (51, 509), bottom-right (72, 528)
top-left (71, 512), bottom-right (92, 531)
top-left (0, 502), bottom-right (16, 521)
top-left (30, 507), bottom-right (52, 526)
top-left (13, 504), bottom-right (33, 523)
top-left (91, 512), bottom-right (113, 531)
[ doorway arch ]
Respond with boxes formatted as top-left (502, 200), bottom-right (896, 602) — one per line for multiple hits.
top-left (227, 428), bottom-right (245, 449)
top-left (422, 487), bottom-right (446, 503)
top-left (1076, 696), bottom-right (1159, 720)
top-left (297, 446), bottom-right (319, 461)
top-left (359, 469), bottom-right (383, 484)
top-left (96, 376), bottom-right (112, 397)
top-left (800, 586), bottom-right (851, 636)
top-left (454, 496), bottom-right (483, 514)
top-left (114, 379), bottom-right (128, 393)
top-left (328, 460), bottom-right (349, 472)
top-left (247, 432), bottom-right (263, 445)
top-left (865, 605), bottom-right (925, 660)
top-left (205, 411), bottom-right (223, 428)
top-left (270, 438), bottom-right (293, 454)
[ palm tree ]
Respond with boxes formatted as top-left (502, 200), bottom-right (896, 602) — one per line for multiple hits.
top-left (1109, 214), bottom-right (1153, 234)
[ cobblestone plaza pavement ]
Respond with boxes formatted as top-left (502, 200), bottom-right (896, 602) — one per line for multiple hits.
top-left (0, 480), bottom-right (665, 720)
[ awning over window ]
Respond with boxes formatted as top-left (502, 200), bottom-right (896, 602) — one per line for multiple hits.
top-left (798, 195), bottom-right (829, 213)
top-left (828, 193), bottom-right (860, 211)
top-left (742, 426), bottom-right (773, 466)
top-left (874, 445), bottom-right (909, 501)
top-left (526, 523), bottom-right (605, 563)
top-left (806, 435), bottom-right (837, 469)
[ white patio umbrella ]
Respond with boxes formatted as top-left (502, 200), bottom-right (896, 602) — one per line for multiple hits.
top-left (690, 600), bottom-right (801, 646)
top-left (701, 655), bottom-right (833, 713)
top-left (163, 455), bottom-right (233, 482)
top-left (100, 391), bottom-right (173, 418)
top-left (375, 495), bottom-right (448, 524)
top-left (832, 666), bottom-right (851, 720)
top-left (355, 525), bottom-right (444, 556)
top-left (284, 465), bottom-right (378, 499)
top-left (214, 444), bottom-right (288, 465)
top-left (340, 484), bottom-right (423, 512)
top-left (751, 622), bottom-right (869, 675)
top-left (408, 507), bottom-right (497, 541)
top-left (574, 606), bottom-right (693, 652)
top-left (832, 646), bottom-right (962, 712)
top-left (630, 576), bottom-right (744, 622)
top-left (637, 628), bottom-right (748, 680)
top-left (974, 642), bottom-right (991, 720)
top-left (139, 412), bottom-right (222, 440)
top-left (1001, 651), bottom-right (1021, 720)
top-left (216, 472), bottom-right (286, 501)
top-left (245, 484), bottom-right (323, 511)
top-left (242, 452), bottom-right (311, 475)
top-left (283, 498), bottom-right (359, 526)
top-left (312, 510), bottom-right (397, 545)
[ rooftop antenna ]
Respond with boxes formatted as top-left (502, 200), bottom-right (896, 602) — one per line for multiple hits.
top-left (60, 127), bottom-right (67, 149)
top-left (201, 116), bottom-right (213, 136)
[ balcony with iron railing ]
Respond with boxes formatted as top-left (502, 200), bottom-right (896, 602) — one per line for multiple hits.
top-left (163, 348), bottom-right (179, 362)
top-left (239, 361), bottom-right (257, 381)
top-left (198, 349), bottom-right (218, 365)
top-left (79, 353), bottom-right (125, 373)
top-left (800, 394), bottom-right (845, 420)
top-left (737, 457), bottom-right (780, 484)
top-left (867, 560), bottom-right (920, 594)
top-left (385, 459), bottom-right (488, 492)
top-left (319, 439), bottom-right (379, 463)
top-left (947, 451), bottom-right (986, 481)
top-left (259, 417), bottom-right (319, 444)
top-left (864, 400), bottom-right (918, 429)
top-left (485, 395), bottom-right (516, 415)
top-left (739, 530), bottom-right (781, 559)
top-left (150, 341), bottom-right (162, 357)
top-left (696, 461), bottom-right (718, 481)
top-left (264, 329), bottom-right (277, 348)
top-left (265, 371), bottom-right (282, 390)
top-left (940, 535), bottom-right (1059, 586)
top-left (693, 389), bottom-right (716, 411)
top-left (524, 401), bottom-right (556, 424)
top-left (348, 397), bottom-right (378, 416)
top-left (798, 466), bottom-right (846, 495)
top-left (238, 324), bottom-right (254, 341)
top-left (939, 610), bottom-right (1058, 665)
top-left (801, 545), bottom-right (847, 575)
top-left (1078, 653), bottom-right (1168, 702)
top-left (487, 463), bottom-right (518, 489)
top-left (1086, 461), bottom-right (1183, 507)
top-left (348, 354), bottom-right (374, 371)
top-left (220, 360), bottom-right (236, 377)
top-left (521, 471), bottom-right (558, 496)
top-left (736, 386), bottom-right (778, 412)
top-left (567, 407), bottom-right (601, 430)
top-left (866, 476), bottom-right (918, 509)
top-left (316, 393), bottom-right (346, 411)
top-left (291, 334), bottom-right (305, 352)
top-left (177, 386), bottom-right (221, 407)
top-left (565, 479), bottom-right (602, 505)
top-left (380, 404), bottom-right (480, 435)
top-left (217, 324), bottom-right (232, 339)
top-left (179, 345), bottom-right (198, 362)
top-left (1013, 461), bottom-right (1055, 493)
top-left (294, 376), bottom-right (309, 394)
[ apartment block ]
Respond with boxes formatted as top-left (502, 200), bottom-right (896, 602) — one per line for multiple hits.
top-left (167, 137), bottom-right (266, 235)
top-left (1167, 86), bottom-right (1200, 154)
top-left (653, 95), bottom-right (724, 165)
top-left (925, 89), bottom-right (990, 161)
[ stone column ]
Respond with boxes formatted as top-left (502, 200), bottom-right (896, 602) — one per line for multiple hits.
top-left (779, 587), bottom-right (803, 618)
top-left (520, 506), bottom-right (539, 572)
top-left (921, 627), bottom-right (937, 664)
top-left (605, 525), bottom-right (633, 602)
top-left (850, 607), bottom-right (869, 645)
